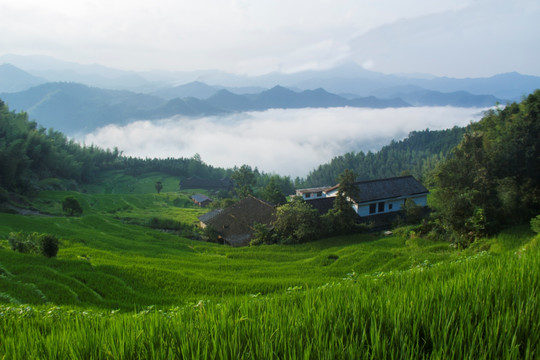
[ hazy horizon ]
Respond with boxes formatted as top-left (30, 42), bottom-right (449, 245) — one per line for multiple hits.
top-left (1, 0), bottom-right (538, 78)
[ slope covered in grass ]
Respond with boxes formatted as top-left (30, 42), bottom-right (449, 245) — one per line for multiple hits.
top-left (1, 178), bottom-right (539, 358)
top-left (0, 231), bottom-right (538, 358)
top-left (0, 185), bottom-right (535, 309)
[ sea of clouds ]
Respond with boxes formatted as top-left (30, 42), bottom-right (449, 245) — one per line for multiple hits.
top-left (82, 106), bottom-right (487, 178)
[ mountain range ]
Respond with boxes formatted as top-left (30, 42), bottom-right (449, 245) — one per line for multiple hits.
top-left (1, 54), bottom-right (539, 134)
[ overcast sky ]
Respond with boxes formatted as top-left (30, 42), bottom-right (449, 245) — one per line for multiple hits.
top-left (1, 0), bottom-right (539, 77)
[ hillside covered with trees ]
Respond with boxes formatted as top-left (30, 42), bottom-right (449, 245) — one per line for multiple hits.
top-left (431, 90), bottom-right (540, 244)
top-left (0, 91), bottom-right (539, 359)
top-left (1, 96), bottom-right (478, 201)
top-left (301, 126), bottom-right (467, 187)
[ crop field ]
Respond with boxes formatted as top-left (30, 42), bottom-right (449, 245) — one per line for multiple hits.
top-left (0, 174), bottom-right (539, 358)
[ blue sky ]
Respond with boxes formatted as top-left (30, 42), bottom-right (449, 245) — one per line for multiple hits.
top-left (1, 0), bottom-right (539, 77)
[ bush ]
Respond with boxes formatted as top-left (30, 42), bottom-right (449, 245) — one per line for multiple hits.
top-left (39, 234), bottom-right (59, 258)
top-left (202, 226), bottom-right (221, 243)
top-left (531, 215), bottom-right (540, 234)
top-left (273, 198), bottom-right (321, 244)
top-left (148, 217), bottom-right (201, 239)
top-left (250, 222), bottom-right (275, 246)
top-left (8, 232), bottom-right (59, 257)
top-left (62, 196), bottom-right (83, 216)
top-left (8, 232), bottom-right (37, 253)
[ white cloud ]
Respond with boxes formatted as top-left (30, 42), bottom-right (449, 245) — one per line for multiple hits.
top-left (82, 106), bottom-right (485, 178)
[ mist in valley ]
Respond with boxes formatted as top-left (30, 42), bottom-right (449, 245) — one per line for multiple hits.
top-left (82, 106), bottom-right (486, 178)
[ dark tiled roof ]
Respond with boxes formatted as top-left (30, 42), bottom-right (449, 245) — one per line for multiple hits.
top-left (198, 209), bottom-right (223, 223)
top-left (200, 196), bottom-right (276, 247)
top-left (354, 176), bottom-right (428, 203)
top-left (191, 194), bottom-right (212, 203)
top-left (327, 175), bottom-right (428, 204)
top-left (306, 197), bottom-right (335, 215)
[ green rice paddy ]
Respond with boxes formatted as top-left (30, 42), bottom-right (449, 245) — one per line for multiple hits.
top-left (0, 173), bottom-right (538, 358)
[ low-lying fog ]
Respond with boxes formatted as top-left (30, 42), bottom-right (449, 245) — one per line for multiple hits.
top-left (82, 106), bottom-right (487, 178)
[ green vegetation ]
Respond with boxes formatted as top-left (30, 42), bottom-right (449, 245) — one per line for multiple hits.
top-left (302, 126), bottom-right (467, 186)
top-left (62, 196), bottom-right (83, 216)
top-left (0, 224), bottom-right (538, 358)
top-left (7, 231), bottom-right (59, 257)
top-left (430, 90), bottom-right (540, 245)
top-left (0, 92), bottom-right (539, 357)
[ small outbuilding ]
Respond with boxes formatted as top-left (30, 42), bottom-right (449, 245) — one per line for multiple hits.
top-left (191, 194), bottom-right (213, 207)
top-left (198, 196), bottom-right (276, 247)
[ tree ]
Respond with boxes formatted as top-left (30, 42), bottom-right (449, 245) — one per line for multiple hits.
top-left (273, 197), bottom-right (320, 244)
top-left (402, 198), bottom-right (424, 224)
top-left (431, 90), bottom-right (540, 244)
top-left (325, 169), bottom-right (359, 235)
top-left (155, 181), bottom-right (163, 194)
top-left (250, 222), bottom-right (275, 246)
top-left (39, 234), bottom-right (59, 258)
top-left (531, 215), bottom-right (540, 234)
top-left (202, 225), bottom-right (221, 243)
top-left (62, 196), bottom-right (83, 216)
top-left (231, 165), bottom-right (255, 198)
top-left (8, 232), bottom-right (59, 257)
top-left (261, 176), bottom-right (287, 205)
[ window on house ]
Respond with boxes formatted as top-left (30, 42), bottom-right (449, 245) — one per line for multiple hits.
top-left (369, 203), bottom-right (376, 214)
top-left (378, 202), bottom-right (385, 212)
top-left (316, 191), bottom-right (322, 197)
top-left (305, 193), bottom-right (311, 198)
top-left (389, 203), bottom-right (393, 210)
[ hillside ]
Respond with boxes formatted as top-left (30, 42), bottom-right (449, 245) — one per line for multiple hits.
top-left (0, 63), bottom-right (46, 93)
top-left (4, 56), bottom-right (539, 101)
top-left (302, 126), bottom-right (467, 187)
top-left (0, 181), bottom-right (538, 357)
top-left (1, 75), bottom-right (506, 135)
top-left (1, 92), bottom-right (539, 357)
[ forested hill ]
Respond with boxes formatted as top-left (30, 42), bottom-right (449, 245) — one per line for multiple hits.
top-left (0, 99), bottom-right (230, 195)
top-left (1, 94), bottom-right (473, 196)
top-left (301, 126), bottom-right (468, 187)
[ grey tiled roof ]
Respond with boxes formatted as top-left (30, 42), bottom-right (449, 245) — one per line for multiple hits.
top-left (198, 209), bottom-right (223, 223)
top-left (353, 176), bottom-right (428, 203)
top-left (198, 196), bottom-right (276, 247)
top-left (191, 194), bottom-right (212, 203)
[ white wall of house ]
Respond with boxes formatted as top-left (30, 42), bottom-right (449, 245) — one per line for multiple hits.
top-left (354, 194), bottom-right (428, 217)
top-left (301, 190), bottom-right (327, 200)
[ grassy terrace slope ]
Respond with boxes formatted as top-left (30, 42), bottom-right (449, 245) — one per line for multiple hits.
top-left (0, 191), bottom-right (466, 309)
top-left (1, 170), bottom-right (534, 310)
top-left (0, 172), bottom-right (539, 358)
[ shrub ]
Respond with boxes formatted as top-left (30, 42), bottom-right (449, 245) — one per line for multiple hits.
top-left (250, 222), bottom-right (275, 246)
top-left (8, 232), bottom-right (37, 253)
top-left (531, 215), bottom-right (540, 234)
top-left (62, 196), bottom-right (83, 216)
top-left (39, 234), bottom-right (59, 258)
top-left (8, 232), bottom-right (59, 257)
top-left (148, 217), bottom-right (201, 239)
top-left (202, 226), bottom-right (221, 243)
top-left (273, 198), bottom-right (321, 244)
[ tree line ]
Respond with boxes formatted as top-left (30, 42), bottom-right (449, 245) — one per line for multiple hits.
top-left (0, 99), bottom-right (120, 193)
top-left (0, 99), bottom-right (296, 198)
top-left (254, 90), bottom-right (540, 247)
top-left (300, 126), bottom-right (467, 187)
top-left (430, 90), bottom-right (540, 245)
